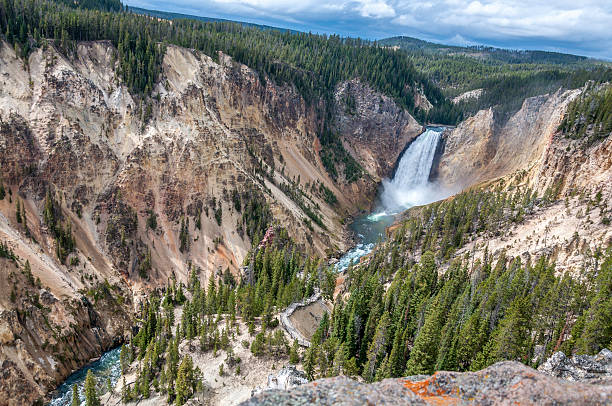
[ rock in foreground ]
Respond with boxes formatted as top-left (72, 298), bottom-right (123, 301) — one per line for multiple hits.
top-left (538, 349), bottom-right (612, 384)
top-left (251, 366), bottom-right (309, 396)
top-left (241, 361), bottom-right (612, 405)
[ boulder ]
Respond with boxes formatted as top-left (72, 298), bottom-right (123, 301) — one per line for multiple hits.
top-left (251, 366), bottom-right (308, 396)
top-left (538, 349), bottom-right (612, 384)
top-left (241, 361), bottom-right (612, 405)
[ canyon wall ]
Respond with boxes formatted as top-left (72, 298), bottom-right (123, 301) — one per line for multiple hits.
top-left (0, 39), bottom-right (419, 404)
top-left (433, 86), bottom-right (612, 274)
top-left (436, 88), bottom-right (580, 190)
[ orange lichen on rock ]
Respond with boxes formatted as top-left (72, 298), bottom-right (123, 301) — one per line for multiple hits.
top-left (403, 376), bottom-right (457, 406)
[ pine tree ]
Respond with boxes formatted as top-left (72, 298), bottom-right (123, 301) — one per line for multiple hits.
top-left (303, 344), bottom-right (317, 380)
top-left (120, 344), bottom-right (129, 374)
top-left (404, 297), bottom-right (444, 376)
top-left (388, 324), bottom-right (406, 377)
top-left (250, 332), bottom-right (265, 356)
top-left (576, 251), bottom-right (612, 354)
top-left (121, 376), bottom-right (131, 403)
top-left (16, 199), bottom-right (22, 223)
top-left (362, 312), bottom-right (390, 382)
top-left (456, 313), bottom-right (489, 370)
top-left (175, 355), bottom-right (194, 405)
top-left (331, 342), bottom-right (347, 376)
top-left (374, 353), bottom-right (391, 381)
top-left (289, 339), bottom-right (300, 364)
top-left (84, 370), bottom-right (100, 406)
top-left (488, 296), bottom-right (531, 364)
top-left (71, 383), bottom-right (80, 406)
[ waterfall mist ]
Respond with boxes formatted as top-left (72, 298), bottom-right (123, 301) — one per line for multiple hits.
top-left (335, 127), bottom-right (452, 272)
top-left (378, 128), bottom-right (449, 215)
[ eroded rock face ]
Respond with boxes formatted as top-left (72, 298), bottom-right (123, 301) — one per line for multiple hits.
top-left (436, 89), bottom-right (580, 189)
top-left (244, 375), bottom-right (425, 406)
top-left (334, 79), bottom-right (423, 181)
top-left (433, 85), bottom-right (612, 275)
top-left (0, 39), bottom-right (420, 404)
top-left (242, 361), bottom-right (612, 405)
top-left (251, 366), bottom-right (308, 396)
top-left (0, 40), bottom-right (416, 280)
top-left (539, 349), bottom-right (612, 384)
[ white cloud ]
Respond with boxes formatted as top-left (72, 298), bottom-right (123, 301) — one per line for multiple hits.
top-left (392, 14), bottom-right (417, 26)
top-left (357, 0), bottom-right (396, 18)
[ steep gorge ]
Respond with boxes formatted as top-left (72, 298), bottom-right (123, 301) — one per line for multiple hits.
top-left (0, 32), bottom-right (610, 406)
top-left (0, 39), bottom-right (423, 404)
top-left (431, 85), bottom-right (611, 273)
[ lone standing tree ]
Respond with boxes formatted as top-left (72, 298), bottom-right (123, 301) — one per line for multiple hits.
top-left (84, 370), bottom-right (100, 406)
top-left (71, 384), bottom-right (80, 406)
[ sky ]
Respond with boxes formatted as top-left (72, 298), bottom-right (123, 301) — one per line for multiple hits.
top-left (125, 0), bottom-right (612, 59)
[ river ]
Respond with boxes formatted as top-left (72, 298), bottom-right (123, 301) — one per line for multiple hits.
top-left (335, 127), bottom-right (446, 272)
top-left (47, 127), bottom-right (445, 403)
top-left (47, 347), bottom-right (122, 406)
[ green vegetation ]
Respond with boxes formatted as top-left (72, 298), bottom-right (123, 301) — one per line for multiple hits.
top-left (318, 183), bottom-right (338, 206)
top-left (380, 36), bottom-right (592, 66)
top-left (380, 36), bottom-right (612, 121)
top-left (454, 68), bottom-right (612, 121)
top-left (318, 129), bottom-right (365, 183)
top-left (304, 235), bottom-right (611, 382)
top-left (84, 370), bottom-right (100, 406)
top-left (57, 0), bottom-right (122, 12)
top-left (295, 183), bottom-right (612, 382)
top-left (71, 383), bottom-right (79, 406)
top-left (559, 84), bottom-right (612, 143)
top-left (240, 190), bottom-right (272, 243)
top-left (179, 216), bottom-right (189, 252)
top-left (0, 240), bottom-right (16, 261)
top-left (279, 180), bottom-right (326, 230)
top-left (392, 185), bottom-right (541, 262)
top-left (119, 229), bottom-right (331, 403)
top-left (43, 190), bottom-right (75, 263)
top-left (146, 210), bottom-right (157, 231)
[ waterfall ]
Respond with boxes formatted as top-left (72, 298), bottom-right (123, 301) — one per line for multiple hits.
top-left (335, 127), bottom-right (446, 272)
top-left (379, 128), bottom-right (443, 214)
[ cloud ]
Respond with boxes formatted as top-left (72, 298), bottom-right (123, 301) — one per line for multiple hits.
top-left (356, 0), bottom-right (396, 18)
top-left (125, 0), bottom-right (612, 59)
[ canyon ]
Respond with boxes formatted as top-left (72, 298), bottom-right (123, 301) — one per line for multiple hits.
top-left (0, 39), bottom-right (423, 404)
top-left (0, 36), bottom-right (610, 406)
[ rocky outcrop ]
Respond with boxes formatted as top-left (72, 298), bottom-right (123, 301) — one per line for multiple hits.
top-left (436, 88), bottom-right (580, 189)
top-left (251, 366), bottom-right (308, 396)
top-left (452, 88), bottom-right (483, 104)
top-left (242, 361), bottom-right (612, 405)
top-left (539, 349), bottom-right (612, 385)
top-left (334, 79), bottom-right (423, 181)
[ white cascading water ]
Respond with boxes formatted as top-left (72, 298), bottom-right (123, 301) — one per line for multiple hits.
top-left (379, 128), bottom-right (443, 214)
top-left (336, 127), bottom-right (446, 272)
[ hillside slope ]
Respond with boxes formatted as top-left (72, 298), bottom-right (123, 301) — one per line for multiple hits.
top-left (291, 84), bottom-right (612, 401)
top-left (433, 84), bottom-right (611, 273)
top-left (0, 39), bottom-right (421, 404)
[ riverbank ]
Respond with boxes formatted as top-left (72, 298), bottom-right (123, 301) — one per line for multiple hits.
top-left (47, 346), bottom-right (122, 406)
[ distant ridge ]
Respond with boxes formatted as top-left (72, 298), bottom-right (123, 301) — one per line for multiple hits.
top-left (129, 6), bottom-right (298, 34)
top-left (379, 35), bottom-right (594, 65)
